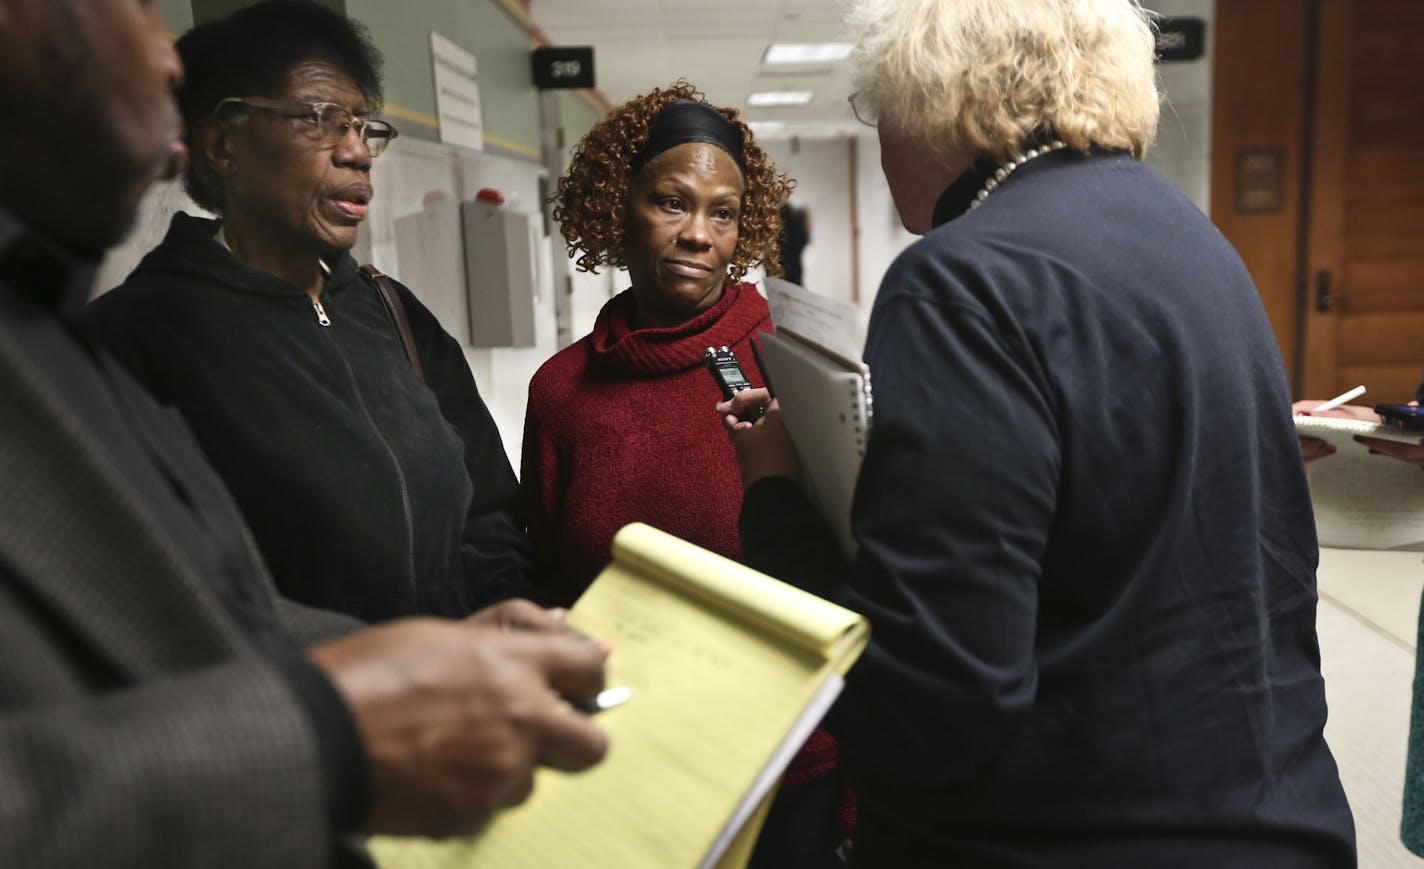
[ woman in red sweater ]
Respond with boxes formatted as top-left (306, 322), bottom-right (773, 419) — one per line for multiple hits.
top-left (523, 83), bottom-right (850, 867)
top-left (524, 82), bottom-right (791, 605)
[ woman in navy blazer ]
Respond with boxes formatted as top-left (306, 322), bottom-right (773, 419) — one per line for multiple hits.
top-left (720, 0), bottom-right (1357, 866)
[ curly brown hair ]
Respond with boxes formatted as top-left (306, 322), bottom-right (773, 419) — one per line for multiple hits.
top-left (552, 81), bottom-right (794, 281)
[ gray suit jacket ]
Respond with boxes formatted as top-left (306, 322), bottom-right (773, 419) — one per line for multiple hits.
top-left (0, 312), bottom-right (359, 865)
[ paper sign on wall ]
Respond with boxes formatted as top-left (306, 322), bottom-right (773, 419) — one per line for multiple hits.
top-left (430, 31), bottom-right (483, 151)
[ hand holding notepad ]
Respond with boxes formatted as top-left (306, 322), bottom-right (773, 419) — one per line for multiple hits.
top-left (369, 523), bottom-right (869, 869)
top-left (1294, 414), bottom-right (1424, 550)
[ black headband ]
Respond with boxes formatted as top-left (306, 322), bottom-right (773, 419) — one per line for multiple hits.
top-left (632, 99), bottom-right (745, 173)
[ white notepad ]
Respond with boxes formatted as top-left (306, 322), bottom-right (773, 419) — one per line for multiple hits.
top-left (1295, 415), bottom-right (1424, 551)
top-left (756, 327), bottom-right (872, 558)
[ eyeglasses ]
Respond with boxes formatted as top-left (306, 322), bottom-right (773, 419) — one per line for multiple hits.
top-left (848, 92), bottom-right (877, 128)
top-left (213, 97), bottom-right (400, 157)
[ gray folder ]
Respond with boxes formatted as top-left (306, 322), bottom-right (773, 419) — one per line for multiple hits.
top-left (757, 328), bottom-right (872, 558)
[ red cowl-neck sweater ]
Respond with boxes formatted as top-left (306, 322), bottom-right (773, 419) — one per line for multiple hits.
top-left (521, 281), bottom-right (856, 850)
top-left (521, 281), bottom-right (770, 606)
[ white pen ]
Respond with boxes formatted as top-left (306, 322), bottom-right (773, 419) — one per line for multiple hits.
top-left (1310, 385), bottom-right (1366, 413)
top-left (577, 685), bottom-right (632, 715)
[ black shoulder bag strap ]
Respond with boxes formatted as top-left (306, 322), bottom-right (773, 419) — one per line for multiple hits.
top-left (358, 263), bottom-right (425, 382)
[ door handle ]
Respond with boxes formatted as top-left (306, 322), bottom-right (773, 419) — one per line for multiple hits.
top-left (1315, 269), bottom-right (1336, 313)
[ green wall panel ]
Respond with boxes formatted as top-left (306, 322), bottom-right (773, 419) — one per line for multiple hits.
top-left (345, 0), bottom-right (541, 158)
top-left (160, 0), bottom-right (605, 162)
top-left (158, 0), bottom-right (193, 33)
top-left (557, 91), bottom-right (606, 162)
top-left (191, 0), bottom-right (342, 25)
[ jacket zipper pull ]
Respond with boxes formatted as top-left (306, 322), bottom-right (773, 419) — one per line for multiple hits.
top-left (313, 298), bottom-right (331, 326)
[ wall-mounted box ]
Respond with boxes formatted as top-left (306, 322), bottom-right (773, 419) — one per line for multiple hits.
top-left (393, 198), bottom-right (469, 344)
top-left (462, 198), bottom-right (537, 348)
top-left (1234, 148), bottom-right (1284, 213)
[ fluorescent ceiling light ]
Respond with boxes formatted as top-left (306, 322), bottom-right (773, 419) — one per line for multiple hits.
top-left (763, 43), bottom-right (854, 64)
top-left (747, 91), bottom-right (814, 107)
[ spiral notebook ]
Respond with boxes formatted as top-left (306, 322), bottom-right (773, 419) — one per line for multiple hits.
top-left (1294, 414), bottom-right (1424, 551)
top-left (757, 280), bottom-right (872, 558)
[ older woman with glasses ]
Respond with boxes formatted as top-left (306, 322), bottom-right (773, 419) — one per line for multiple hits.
top-left (721, 0), bottom-right (1356, 866)
top-left (87, 0), bottom-right (533, 623)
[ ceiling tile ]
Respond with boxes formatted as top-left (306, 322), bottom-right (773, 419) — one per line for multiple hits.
top-left (532, 0), bottom-right (863, 131)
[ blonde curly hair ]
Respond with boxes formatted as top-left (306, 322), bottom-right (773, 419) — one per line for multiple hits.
top-left (848, 0), bottom-right (1161, 165)
top-left (552, 81), bottom-right (794, 281)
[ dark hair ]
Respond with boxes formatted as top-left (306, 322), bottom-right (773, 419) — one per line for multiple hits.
top-left (176, 0), bottom-right (384, 213)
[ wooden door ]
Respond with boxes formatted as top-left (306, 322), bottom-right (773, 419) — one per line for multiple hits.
top-left (1302, 0), bottom-right (1424, 402)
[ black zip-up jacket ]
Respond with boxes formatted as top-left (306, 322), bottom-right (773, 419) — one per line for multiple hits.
top-left (87, 212), bottom-right (532, 622)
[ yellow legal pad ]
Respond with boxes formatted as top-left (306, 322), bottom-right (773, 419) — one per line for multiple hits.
top-left (370, 522), bottom-right (869, 869)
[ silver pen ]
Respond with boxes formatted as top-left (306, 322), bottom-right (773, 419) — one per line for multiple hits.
top-left (578, 685), bottom-right (632, 715)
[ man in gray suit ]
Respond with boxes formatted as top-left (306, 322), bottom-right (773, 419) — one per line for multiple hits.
top-left (0, 2), bottom-right (609, 866)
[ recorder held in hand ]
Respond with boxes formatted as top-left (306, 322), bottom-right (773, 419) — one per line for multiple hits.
top-left (705, 345), bottom-right (764, 424)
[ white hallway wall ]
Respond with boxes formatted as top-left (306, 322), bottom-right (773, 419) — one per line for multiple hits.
top-left (1145, 0), bottom-right (1214, 212)
top-left (760, 131), bottom-right (916, 345)
top-left (760, 136), bottom-right (857, 305)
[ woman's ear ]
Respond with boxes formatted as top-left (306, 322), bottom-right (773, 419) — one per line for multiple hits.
top-left (194, 117), bottom-right (238, 176)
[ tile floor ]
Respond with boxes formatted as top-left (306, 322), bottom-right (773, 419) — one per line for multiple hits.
top-left (1317, 548), bottom-right (1424, 867)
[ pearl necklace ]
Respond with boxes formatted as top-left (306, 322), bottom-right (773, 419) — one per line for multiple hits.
top-left (967, 140), bottom-right (1069, 211)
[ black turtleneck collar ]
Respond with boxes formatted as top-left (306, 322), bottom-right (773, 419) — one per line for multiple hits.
top-left (930, 142), bottom-right (1109, 229)
top-left (931, 153), bottom-right (1002, 229)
